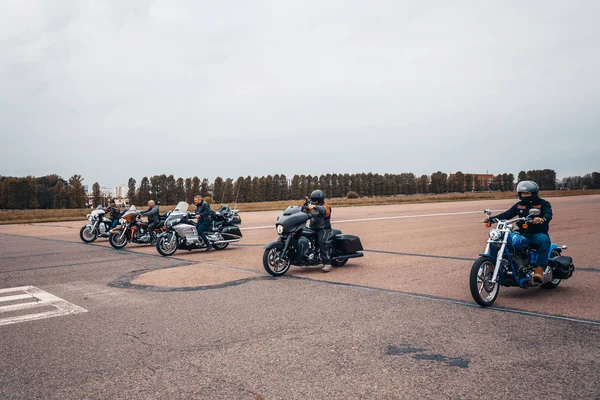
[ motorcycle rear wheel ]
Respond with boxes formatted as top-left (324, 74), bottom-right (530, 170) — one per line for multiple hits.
top-left (331, 258), bottom-right (348, 267)
top-left (213, 243), bottom-right (229, 250)
top-left (541, 250), bottom-right (562, 289)
top-left (109, 232), bottom-right (128, 249)
top-left (156, 233), bottom-right (178, 256)
top-left (263, 248), bottom-right (291, 276)
top-left (80, 225), bottom-right (97, 243)
top-left (470, 257), bottom-right (500, 307)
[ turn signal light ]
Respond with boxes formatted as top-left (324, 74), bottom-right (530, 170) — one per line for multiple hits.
top-left (485, 223), bottom-right (491, 228)
top-left (522, 223), bottom-right (529, 229)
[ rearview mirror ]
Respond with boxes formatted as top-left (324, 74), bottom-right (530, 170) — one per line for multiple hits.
top-left (529, 209), bottom-right (541, 217)
top-left (484, 209), bottom-right (492, 216)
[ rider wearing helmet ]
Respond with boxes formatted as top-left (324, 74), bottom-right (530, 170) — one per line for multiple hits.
top-left (105, 199), bottom-right (121, 228)
top-left (304, 190), bottom-right (333, 272)
top-left (487, 181), bottom-right (553, 283)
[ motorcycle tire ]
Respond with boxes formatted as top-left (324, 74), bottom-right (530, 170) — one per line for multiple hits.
top-left (109, 232), bottom-right (128, 249)
top-left (331, 258), bottom-right (348, 267)
top-left (541, 250), bottom-right (562, 289)
top-left (156, 233), bottom-right (178, 257)
top-left (213, 243), bottom-right (229, 250)
top-left (263, 248), bottom-right (291, 276)
top-left (80, 225), bottom-right (97, 243)
top-left (470, 257), bottom-right (500, 307)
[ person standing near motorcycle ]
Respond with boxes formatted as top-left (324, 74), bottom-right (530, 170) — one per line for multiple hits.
top-left (486, 181), bottom-right (553, 283)
top-left (141, 200), bottom-right (161, 241)
top-left (193, 195), bottom-right (213, 251)
top-left (305, 190), bottom-right (333, 272)
top-left (105, 199), bottom-right (121, 228)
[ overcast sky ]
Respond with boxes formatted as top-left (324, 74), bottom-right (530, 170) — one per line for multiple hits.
top-left (1, 0), bottom-right (598, 188)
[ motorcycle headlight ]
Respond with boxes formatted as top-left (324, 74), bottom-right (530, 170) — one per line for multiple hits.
top-left (276, 224), bottom-right (284, 234)
top-left (489, 229), bottom-right (502, 241)
top-left (119, 218), bottom-right (125, 224)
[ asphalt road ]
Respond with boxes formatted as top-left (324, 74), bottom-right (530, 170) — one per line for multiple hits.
top-left (0, 195), bottom-right (599, 399)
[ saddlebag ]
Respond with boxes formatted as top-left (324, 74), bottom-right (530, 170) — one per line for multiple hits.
top-left (550, 256), bottom-right (574, 279)
top-left (221, 225), bottom-right (242, 239)
top-left (333, 234), bottom-right (363, 254)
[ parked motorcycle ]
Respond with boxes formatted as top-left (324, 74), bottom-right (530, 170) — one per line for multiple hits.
top-left (108, 206), bottom-right (169, 249)
top-left (470, 208), bottom-right (575, 307)
top-left (155, 202), bottom-right (243, 256)
top-left (262, 202), bottom-right (364, 276)
top-left (79, 205), bottom-right (114, 243)
top-left (218, 205), bottom-right (242, 225)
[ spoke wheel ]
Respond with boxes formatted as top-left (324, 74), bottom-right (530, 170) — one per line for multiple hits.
top-left (542, 250), bottom-right (562, 289)
top-left (79, 225), bottom-right (97, 243)
top-left (263, 248), bottom-right (291, 276)
top-left (470, 257), bottom-right (500, 307)
top-left (156, 233), bottom-right (178, 256)
top-left (109, 232), bottom-right (128, 249)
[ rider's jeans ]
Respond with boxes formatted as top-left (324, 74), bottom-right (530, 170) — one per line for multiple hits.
top-left (112, 219), bottom-right (119, 228)
top-left (524, 233), bottom-right (551, 267)
top-left (197, 221), bottom-right (211, 245)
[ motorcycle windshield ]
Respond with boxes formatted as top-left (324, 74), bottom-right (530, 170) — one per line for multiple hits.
top-left (122, 205), bottom-right (137, 217)
top-left (174, 202), bottom-right (189, 213)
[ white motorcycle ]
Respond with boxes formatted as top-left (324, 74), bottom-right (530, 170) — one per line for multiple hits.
top-left (79, 205), bottom-right (113, 243)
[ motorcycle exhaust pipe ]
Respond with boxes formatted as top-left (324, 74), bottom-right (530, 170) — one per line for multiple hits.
top-left (212, 239), bottom-right (241, 244)
top-left (332, 252), bottom-right (364, 261)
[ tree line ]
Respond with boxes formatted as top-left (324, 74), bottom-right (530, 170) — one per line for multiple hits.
top-left (0, 175), bottom-right (86, 210)
top-left (123, 169), bottom-right (568, 206)
top-left (2, 169), bottom-right (597, 209)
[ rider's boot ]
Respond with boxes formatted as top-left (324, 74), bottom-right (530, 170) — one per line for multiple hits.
top-left (533, 267), bottom-right (544, 283)
top-left (321, 257), bottom-right (332, 273)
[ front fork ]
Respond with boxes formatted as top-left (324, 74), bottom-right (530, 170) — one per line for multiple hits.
top-left (280, 235), bottom-right (293, 259)
top-left (484, 241), bottom-right (507, 284)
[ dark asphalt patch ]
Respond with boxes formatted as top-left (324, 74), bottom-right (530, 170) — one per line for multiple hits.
top-left (108, 274), bottom-right (273, 292)
top-left (386, 344), bottom-right (469, 369)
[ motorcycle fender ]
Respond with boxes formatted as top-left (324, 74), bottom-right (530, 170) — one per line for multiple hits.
top-left (110, 227), bottom-right (124, 234)
top-left (264, 241), bottom-right (284, 250)
top-left (156, 231), bottom-right (169, 238)
top-left (479, 253), bottom-right (495, 260)
top-left (549, 244), bottom-right (561, 255)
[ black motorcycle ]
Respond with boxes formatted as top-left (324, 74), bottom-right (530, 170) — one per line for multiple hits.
top-left (262, 202), bottom-right (364, 276)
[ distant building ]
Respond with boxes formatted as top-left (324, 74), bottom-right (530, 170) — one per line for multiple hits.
top-left (114, 185), bottom-right (127, 199)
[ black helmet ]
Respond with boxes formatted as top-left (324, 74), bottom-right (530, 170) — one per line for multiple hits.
top-left (109, 198), bottom-right (116, 204)
top-left (310, 190), bottom-right (325, 205)
top-left (516, 180), bottom-right (539, 203)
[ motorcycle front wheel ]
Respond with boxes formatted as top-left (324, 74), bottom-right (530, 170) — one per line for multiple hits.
top-left (212, 243), bottom-right (229, 250)
top-left (80, 225), bottom-right (97, 243)
top-left (470, 257), bottom-right (500, 307)
top-left (263, 248), bottom-right (291, 276)
top-left (156, 233), bottom-right (178, 256)
top-left (109, 232), bottom-right (128, 249)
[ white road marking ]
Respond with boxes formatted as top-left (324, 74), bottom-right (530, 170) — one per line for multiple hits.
top-left (241, 209), bottom-right (502, 231)
top-left (0, 286), bottom-right (87, 326)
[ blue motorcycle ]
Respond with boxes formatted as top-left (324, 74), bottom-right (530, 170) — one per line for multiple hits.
top-left (469, 208), bottom-right (575, 307)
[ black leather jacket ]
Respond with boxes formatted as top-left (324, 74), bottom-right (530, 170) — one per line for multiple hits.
top-left (195, 201), bottom-right (212, 222)
top-left (308, 204), bottom-right (332, 231)
top-left (142, 205), bottom-right (160, 225)
top-left (106, 205), bottom-right (121, 221)
top-left (491, 198), bottom-right (552, 234)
